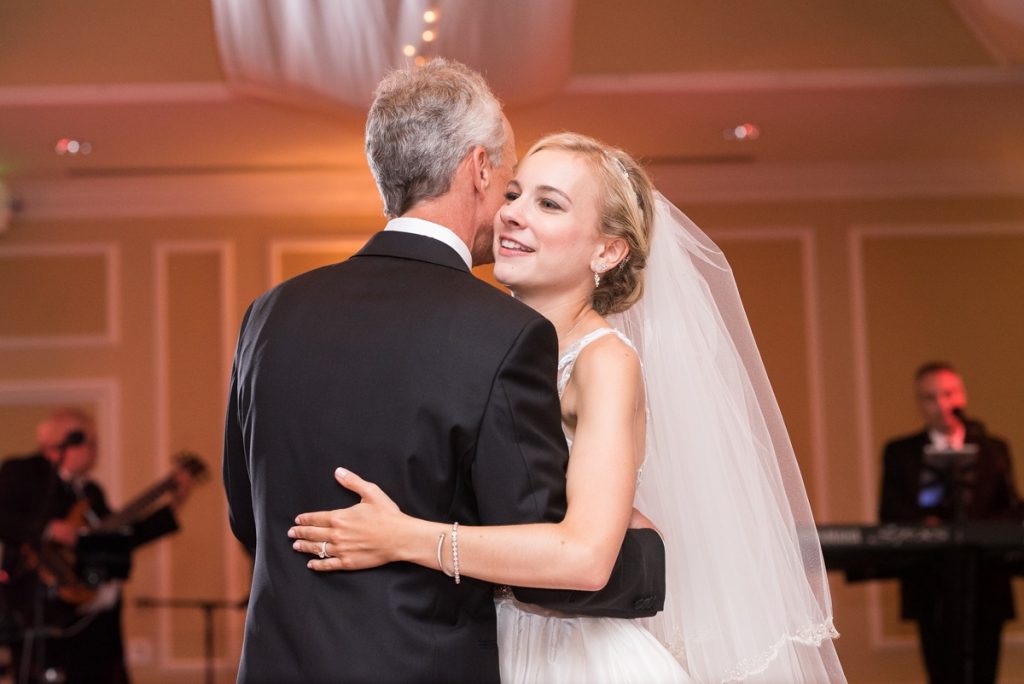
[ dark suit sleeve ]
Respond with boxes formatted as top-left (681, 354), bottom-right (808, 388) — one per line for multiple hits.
top-left (0, 458), bottom-right (44, 546)
top-left (988, 437), bottom-right (1024, 520)
top-left (471, 316), bottom-right (665, 617)
top-left (223, 305), bottom-right (257, 554)
top-left (83, 480), bottom-right (179, 550)
top-left (128, 506), bottom-right (180, 549)
top-left (513, 529), bottom-right (666, 618)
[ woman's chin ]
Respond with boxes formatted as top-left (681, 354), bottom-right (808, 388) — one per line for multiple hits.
top-left (492, 263), bottom-right (517, 288)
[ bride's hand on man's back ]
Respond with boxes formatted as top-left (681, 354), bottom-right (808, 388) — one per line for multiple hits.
top-left (288, 467), bottom-right (407, 571)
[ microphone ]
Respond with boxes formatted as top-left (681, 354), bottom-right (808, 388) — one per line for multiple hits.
top-left (952, 407), bottom-right (986, 438)
top-left (56, 430), bottom-right (86, 450)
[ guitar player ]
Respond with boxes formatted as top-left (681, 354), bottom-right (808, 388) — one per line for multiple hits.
top-left (0, 407), bottom-right (195, 683)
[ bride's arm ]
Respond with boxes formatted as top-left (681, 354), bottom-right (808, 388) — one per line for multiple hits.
top-left (290, 339), bottom-right (645, 591)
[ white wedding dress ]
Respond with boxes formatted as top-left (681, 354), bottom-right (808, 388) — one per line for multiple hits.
top-left (494, 191), bottom-right (846, 683)
top-left (495, 328), bottom-right (691, 684)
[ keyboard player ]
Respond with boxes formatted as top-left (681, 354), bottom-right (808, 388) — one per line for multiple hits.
top-left (879, 361), bottom-right (1022, 684)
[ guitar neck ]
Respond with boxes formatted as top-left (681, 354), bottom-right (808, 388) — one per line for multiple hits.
top-left (96, 474), bottom-right (177, 532)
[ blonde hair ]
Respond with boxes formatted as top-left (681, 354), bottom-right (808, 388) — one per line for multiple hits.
top-left (524, 132), bottom-right (654, 315)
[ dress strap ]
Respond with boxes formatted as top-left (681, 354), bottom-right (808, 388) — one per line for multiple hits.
top-left (557, 328), bottom-right (635, 398)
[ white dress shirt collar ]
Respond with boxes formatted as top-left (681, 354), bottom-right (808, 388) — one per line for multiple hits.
top-left (928, 426), bottom-right (966, 451)
top-left (384, 217), bottom-right (473, 269)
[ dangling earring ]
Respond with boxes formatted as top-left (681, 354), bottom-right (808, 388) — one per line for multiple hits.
top-left (593, 261), bottom-right (607, 288)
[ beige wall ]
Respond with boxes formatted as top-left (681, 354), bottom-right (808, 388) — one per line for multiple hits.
top-left (1, 194), bottom-right (1023, 683)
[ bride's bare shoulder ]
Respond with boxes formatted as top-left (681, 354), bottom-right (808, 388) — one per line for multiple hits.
top-left (572, 330), bottom-right (641, 389)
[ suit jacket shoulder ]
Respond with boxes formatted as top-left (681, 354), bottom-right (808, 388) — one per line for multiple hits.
top-left (883, 430), bottom-right (929, 456)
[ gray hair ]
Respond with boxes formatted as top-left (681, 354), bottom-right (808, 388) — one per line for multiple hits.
top-left (365, 59), bottom-right (506, 218)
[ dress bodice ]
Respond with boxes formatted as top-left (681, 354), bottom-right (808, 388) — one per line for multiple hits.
top-left (496, 329), bottom-right (687, 682)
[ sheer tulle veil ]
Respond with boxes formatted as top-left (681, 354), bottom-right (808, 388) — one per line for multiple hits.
top-left (608, 193), bottom-right (846, 683)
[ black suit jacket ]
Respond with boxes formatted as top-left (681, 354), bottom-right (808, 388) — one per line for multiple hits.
top-left (224, 231), bottom-right (664, 684)
top-left (879, 429), bottom-right (1021, 621)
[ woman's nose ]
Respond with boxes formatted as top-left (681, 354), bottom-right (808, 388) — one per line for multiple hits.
top-left (498, 198), bottom-right (523, 229)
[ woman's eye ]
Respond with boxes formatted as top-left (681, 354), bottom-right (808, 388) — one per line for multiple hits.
top-left (540, 198), bottom-right (562, 210)
top-left (504, 191), bottom-right (520, 201)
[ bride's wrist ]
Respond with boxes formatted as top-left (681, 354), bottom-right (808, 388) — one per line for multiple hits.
top-left (394, 516), bottom-right (438, 565)
top-left (408, 519), bottom-right (449, 569)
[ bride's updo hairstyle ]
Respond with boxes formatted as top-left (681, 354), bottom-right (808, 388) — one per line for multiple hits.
top-left (525, 133), bottom-right (654, 315)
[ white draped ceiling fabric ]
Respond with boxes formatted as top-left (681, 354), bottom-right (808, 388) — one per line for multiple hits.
top-left (210, 0), bottom-right (575, 110)
top-left (950, 0), bottom-right (1024, 64)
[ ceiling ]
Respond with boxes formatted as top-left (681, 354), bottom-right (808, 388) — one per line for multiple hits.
top-left (1, 0), bottom-right (1023, 219)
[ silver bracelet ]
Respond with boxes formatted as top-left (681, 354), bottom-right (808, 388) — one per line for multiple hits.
top-left (436, 532), bottom-right (453, 577)
top-left (451, 521), bottom-right (461, 585)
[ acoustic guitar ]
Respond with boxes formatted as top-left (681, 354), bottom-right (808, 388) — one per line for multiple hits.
top-left (23, 451), bottom-right (208, 606)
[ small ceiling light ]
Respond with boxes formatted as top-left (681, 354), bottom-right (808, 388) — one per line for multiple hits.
top-left (54, 137), bottom-right (92, 156)
top-left (422, 29), bottom-right (436, 42)
top-left (723, 123), bottom-right (760, 142)
top-left (423, 9), bottom-right (438, 23)
top-left (414, 55), bottom-right (428, 66)
top-left (402, 44), bottom-right (416, 57)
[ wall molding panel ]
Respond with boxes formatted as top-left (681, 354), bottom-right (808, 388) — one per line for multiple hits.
top-left (267, 238), bottom-right (369, 287)
top-left (153, 239), bottom-right (239, 673)
top-left (0, 243), bottom-right (121, 349)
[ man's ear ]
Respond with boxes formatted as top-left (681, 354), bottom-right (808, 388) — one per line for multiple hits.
top-left (470, 146), bottom-right (491, 195)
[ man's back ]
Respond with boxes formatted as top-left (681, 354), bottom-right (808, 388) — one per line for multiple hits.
top-left (224, 232), bottom-right (569, 683)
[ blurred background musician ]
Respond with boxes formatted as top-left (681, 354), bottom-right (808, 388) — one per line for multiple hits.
top-left (0, 407), bottom-right (194, 684)
top-left (879, 362), bottom-right (1022, 684)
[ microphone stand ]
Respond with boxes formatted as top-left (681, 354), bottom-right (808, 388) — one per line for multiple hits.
top-left (948, 409), bottom-right (986, 684)
top-left (135, 595), bottom-right (248, 684)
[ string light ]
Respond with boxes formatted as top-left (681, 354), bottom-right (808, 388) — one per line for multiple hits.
top-left (403, 8), bottom-right (441, 64)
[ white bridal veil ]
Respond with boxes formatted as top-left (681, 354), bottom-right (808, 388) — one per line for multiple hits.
top-left (609, 194), bottom-right (845, 683)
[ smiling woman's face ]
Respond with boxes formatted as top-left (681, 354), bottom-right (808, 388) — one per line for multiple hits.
top-left (491, 149), bottom-right (604, 297)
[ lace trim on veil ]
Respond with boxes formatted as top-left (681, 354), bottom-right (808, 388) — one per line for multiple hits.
top-left (658, 618), bottom-right (840, 683)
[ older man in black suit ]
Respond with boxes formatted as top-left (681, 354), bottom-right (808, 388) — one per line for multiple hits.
top-left (223, 59), bottom-right (664, 684)
top-left (879, 361), bottom-right (1022, 684)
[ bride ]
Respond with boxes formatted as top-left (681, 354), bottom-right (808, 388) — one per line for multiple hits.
top-left (289, 132), bottom-right (845, 683)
